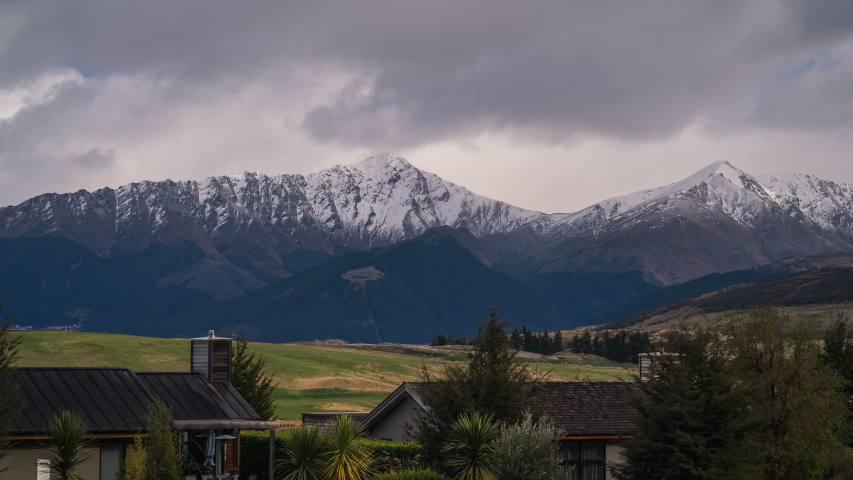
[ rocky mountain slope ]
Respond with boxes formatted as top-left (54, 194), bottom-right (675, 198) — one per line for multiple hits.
top-left (143, 227), bottom-right (566, 343)
top-left (3, 155), bottom-right (853, 286)
top-left (3, 153), bottom-right (853, 333)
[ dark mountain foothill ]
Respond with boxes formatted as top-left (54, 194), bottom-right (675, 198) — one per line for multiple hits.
top-left (2, 154), bottom-right (853, 339)
top-left (158, 227), bottom-right (567, 343)
top-left (602, 265), bottom-right (853, 330)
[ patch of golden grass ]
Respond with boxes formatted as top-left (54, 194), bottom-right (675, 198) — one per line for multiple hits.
top-left (313, 403), bottom-right (370, 412)
top-left (284, 376), bottom-right (398, 392)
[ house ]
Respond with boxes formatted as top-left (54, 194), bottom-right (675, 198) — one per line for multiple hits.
top-left (0, 331), bottom-right (279, 480)
top-left (359, 381), bottom-right (638, 480)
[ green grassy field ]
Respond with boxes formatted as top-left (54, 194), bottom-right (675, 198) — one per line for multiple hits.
top-left (15, 331), bottom-right (635, 419)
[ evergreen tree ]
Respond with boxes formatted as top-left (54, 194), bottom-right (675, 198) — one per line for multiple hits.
top-left (552, 331), bottom-right (563, 355)
top-left (613, 326), bottom-right (753, 480)
top-left (509, 328), bottom-right (521, 350)
top-left (580, 331), bottom-right (592, 354)
top-left (231, 333), bottom-right (278, 420)
top-left (413, 308), bottom-right (546, 467)
top-left (144, 397), bottom-right (182, 480)
top-left (522, 326), bottom-right (533, 352)
top-left (0, 306), bottom-right (22, 473)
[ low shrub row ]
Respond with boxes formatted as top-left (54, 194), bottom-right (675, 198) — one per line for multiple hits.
top-left (363, 439), bottom-right (424, 473)
top-left (240, 430), bottom-right (283, 480)
top-left (373, 470), bottom-right (449, 480)
top-left (239, 431), bottom-right (427, 480)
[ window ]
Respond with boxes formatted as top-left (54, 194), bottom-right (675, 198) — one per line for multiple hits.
top-left (558, 441), bottom-right (605, 480)
top-left (100, 444), bottom-right (124, 480)
top-left (37, 459), bottom-right (50, 480)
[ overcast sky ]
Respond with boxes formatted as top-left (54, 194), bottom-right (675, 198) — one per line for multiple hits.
top-left (1, 1), bottom-right (852, 213)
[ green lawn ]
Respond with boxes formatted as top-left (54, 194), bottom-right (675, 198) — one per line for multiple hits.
top-left (14, 331), bottom-right (635, 419)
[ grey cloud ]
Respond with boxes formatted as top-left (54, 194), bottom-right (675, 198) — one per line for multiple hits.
top-left (736, 51), bottom-right (853, 132)
top-left (0, 0), bottom-right (852, 208)
top-left (1, 0), bottom-right (851, 148)
top-left (785, 0), bottom-right (853, 43)
top-left (71, 148), bottom-right (115, 169)
top-left (301, 0), bottom-right (853, 147)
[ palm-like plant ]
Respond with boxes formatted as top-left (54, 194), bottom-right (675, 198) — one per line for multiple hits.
top-left (323, 415), bottom-right (374, 480)
top-left (442, 412), bottom-right (500, 480)
top-left (276, 426), bottom-right (327, 480)
top-left (43, 410), bottom-right (93, 480)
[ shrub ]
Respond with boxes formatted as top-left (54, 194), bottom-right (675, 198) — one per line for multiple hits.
top-left (494, 413), bottom-right (560, 480)
top-left (144, 398), bottom-right (183, 480)
top-left (120, 435), bottom-right (146, 480)
top-left (43, 410), bottom-right (93, 480)
top-left (442, 412), bottom-right (500, 480)
top-left (276, 426), bottom-right (327, 480)
top-left (373, 469), bottom-right (450, 480)
top-left (363, 439), bottom-right (424, 473)
top-left (241, 430), bottom-right (285, 480)
top-left (324, 415), bottom-right (374, 480)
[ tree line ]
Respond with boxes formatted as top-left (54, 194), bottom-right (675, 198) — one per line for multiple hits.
top-left (569, 329), bottom-right (654, 363)
top-left (615, 306), bottom-right (853, 479)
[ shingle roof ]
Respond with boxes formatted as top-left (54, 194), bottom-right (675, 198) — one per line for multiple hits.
top-left (11, 368), bottom-right (266, 436)
top-left (136, 373), bottom-right (259, 421)
top-left (360, 381), bottom-right (639, 438)
top-left (12, 368), bottom-right (155, 435)
top-left (530, 382), bottom-right (639, 437)
top-left (362, 382), bottom-right (425, 430)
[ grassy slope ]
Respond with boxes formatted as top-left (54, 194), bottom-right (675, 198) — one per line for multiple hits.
top-left (621, 303), bottom-right (853, 333)
top-left (16, 331), bottom-right (634, 419)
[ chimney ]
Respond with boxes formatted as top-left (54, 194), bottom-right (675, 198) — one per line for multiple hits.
top-left (191, 330), bottom-right (233, 384)
top-left (638, 352), bottom-right (681, 381)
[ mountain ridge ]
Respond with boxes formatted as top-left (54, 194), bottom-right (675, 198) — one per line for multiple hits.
top-left (4, 155), bottom-right (853, 285)
top-left (3, 154), bottom-right (853, 336)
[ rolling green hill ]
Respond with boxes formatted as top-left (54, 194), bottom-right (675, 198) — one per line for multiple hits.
top-left (14, 331), bottom-right (634, 419)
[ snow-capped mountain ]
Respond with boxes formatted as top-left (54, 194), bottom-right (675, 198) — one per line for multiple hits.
top-left (535, 161), bottom-right (853, 284)
top-left (1, 154), bottom-right (853, 286)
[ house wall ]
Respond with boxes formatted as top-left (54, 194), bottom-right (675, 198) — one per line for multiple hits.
top-left (0, 445), bottom-right (100, 480)
top-left (605, 442), bottom-right (624, 480)
top-left (368, 397), bottom-right (420, 441)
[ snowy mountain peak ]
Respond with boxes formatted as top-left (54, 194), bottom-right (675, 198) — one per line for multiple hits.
top-left (333, 152), bottom-right (413, 177)
top-left (2, 154), bottom-right (853, 287)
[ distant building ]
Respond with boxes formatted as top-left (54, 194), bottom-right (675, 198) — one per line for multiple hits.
top-left (0, 330), bottom-right (279, 480)
top-left (353, 381), bottom-right (639, 480)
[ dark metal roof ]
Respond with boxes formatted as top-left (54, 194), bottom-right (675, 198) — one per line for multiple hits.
top-left (12, 368), bottom-right (155, 435)
top-left (137, 373), bottom-right (260, 421)
top-left (12, 368), bottom-right (265, 436)
top-left (530, 382), bottom-right (639, 437)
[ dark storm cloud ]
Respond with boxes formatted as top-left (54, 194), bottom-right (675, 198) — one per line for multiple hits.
top-left (785, 0), bottom-right (853, 42)
top-left (297, 0), bottom-right (853, 147)
top-left (0, 0), bottom-right (852, 208)
top-left (2, 0), bottom-right (850, 147)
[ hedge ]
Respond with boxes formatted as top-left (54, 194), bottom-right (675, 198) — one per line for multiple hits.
top-left (373, 470), bottom-right (450, 480)
top-left (364, 439), bottom-right (425, 473)
top-left (240, 430), bottom-right (284, 480)
top-left (239, 431), bottom-right (426, 480)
